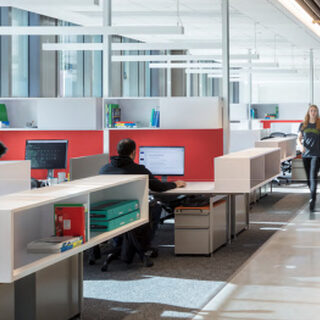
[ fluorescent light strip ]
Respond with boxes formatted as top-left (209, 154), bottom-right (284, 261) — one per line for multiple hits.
top-left (0, 26), bottom-right (184, 36)
top-left (185, 69), bottom-right (238, 74)
top-left (277, 0), bottom-right (320, 37)
top-left (185, 68), bottom-right (297, 74)
top-left (43, 41), bottom-right (221, 51)
top-left (149, 62), bottom-right (279, 69)
top-left (112, 54), bottom-right (260, 62)
top-left (43, 43), bottom-right (103, 51)
top-left (112, 41), bottom-right (222, 51)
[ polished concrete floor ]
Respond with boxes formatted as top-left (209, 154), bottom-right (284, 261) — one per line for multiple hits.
top-left (194, 202), bottom-right (320, 320)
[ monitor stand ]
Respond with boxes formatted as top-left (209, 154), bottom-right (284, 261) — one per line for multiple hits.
top-left (47, 169), bottom-right (54, 180)
top-left (161, 176), bottom-right (168, 182)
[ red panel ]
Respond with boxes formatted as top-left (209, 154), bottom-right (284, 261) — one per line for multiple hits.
top-left (109, 129), bottom-right (223, 182)
top-left (0, 130), bottom-right (104, 179)
top-left (260, 120), bottom-right (302, 129)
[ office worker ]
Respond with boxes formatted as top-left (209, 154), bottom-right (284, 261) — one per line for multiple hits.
top-left (98, 138), bottom-right (186, 268)
top-left (99, 138), bottom-right (186, 190)
top-left (298, 104), bottom-right (320, 211)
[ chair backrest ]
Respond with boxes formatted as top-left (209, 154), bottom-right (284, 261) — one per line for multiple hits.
top-left (270, 131), bottom-right (286, 138)
top-left (260, 135), bottom-right (271, 140)
top-left (285, 133), bottom-right (298, 138)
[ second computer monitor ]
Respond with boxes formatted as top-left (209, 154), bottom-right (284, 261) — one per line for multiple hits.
top-left (25, 139), bottom-right (68, 178)
top-left (139, 146), bottom-right (185, 176)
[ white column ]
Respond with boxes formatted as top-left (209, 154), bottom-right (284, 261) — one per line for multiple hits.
top-left (222, 0), bottom-right (230, 154)
top-left (167, 50), bottom-right (172, 97)
top-left (310, 48), bottom-right (314, 105)
top-left (186, 73), bottom-right (191, 97)
top-left (102, 0), bottom-right (112, 97)
top-left (248, 49), bottom-right (252, 129)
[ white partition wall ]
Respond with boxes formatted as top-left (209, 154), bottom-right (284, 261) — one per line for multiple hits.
top-left (160, 97), bottom-right (222, 129)
top-left (0, 161), bottom-right (30, 196)
top-left (230, 129), bottom-right (269, 152)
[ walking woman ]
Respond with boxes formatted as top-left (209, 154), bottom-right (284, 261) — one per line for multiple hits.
top-left (298, 104), bottom-right (320, 211)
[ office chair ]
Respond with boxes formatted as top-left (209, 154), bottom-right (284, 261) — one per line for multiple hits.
top-left (285, 133), bottom-right (298, 138)
top-left (270, 131), bottom-right (286, 138)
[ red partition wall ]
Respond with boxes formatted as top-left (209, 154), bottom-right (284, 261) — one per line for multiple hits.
top-left (260, 120), bottom-right (301, 129)
top-left (109, 129), bottom-right (223, 182)
top-left (0, 130), bottom-right (104, 179)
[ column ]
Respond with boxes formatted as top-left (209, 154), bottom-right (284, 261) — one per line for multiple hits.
top-left (222, 0), bottom-right (230, 154)
top-left (102, 0), bottom-right (112, 97)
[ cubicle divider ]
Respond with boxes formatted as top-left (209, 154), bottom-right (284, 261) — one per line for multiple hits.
top-left (109, 129), bottom-right (223, 181)
top-left (0, 130), bottom-right (104, 179)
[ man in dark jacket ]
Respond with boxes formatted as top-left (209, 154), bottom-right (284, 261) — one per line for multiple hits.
top-left (99, 138), bottom-right (186, 191)
top-left (98, 138), bottom-right (186, 268)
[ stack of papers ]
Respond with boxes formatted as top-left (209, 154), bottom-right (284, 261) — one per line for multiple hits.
top-left (27, 236), bottom-right (83, 253)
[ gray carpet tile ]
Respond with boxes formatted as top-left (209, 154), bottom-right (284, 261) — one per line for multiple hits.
top-left (82, 186), bottom-right (310, 320)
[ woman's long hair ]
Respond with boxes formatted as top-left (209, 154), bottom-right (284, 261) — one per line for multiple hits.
top-left (301, 104), bottom-right (320, 130)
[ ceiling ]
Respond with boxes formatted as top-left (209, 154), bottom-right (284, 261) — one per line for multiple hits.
top-left (6, 0), bottom-right (320, 76)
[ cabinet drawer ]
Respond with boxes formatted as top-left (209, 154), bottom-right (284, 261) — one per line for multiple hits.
top-left (175, 214), bottom-right (209, 228)
top-left (175, 229), bottom-right (210, 254)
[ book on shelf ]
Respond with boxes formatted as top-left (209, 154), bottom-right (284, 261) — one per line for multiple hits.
top-left (54, 203), bottom-right (88, 242)
top-left (150, 108), bottom-right (160, 128)
top-left (105, 104), bottom-right (121, 128)
top-left (114, 121), bottom-right (137, 128)
top-left (27, 236), bottom-right (83, 253)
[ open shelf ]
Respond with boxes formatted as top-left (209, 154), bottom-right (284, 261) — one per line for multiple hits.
top-left (214, 147), bottom-right (281, 193)
top-left (0, 175), bottom-right (148, 283)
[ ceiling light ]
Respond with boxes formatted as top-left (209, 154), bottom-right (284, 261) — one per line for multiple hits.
top-left (149, 62), bottom-right (279, 69)
top-left (112, 54), bottom-right (259, 62)
top-left (0, 25), bottom-right (184, 36)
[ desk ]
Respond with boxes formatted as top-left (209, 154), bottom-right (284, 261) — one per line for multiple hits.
top-left (158, 182), bottom-right (248, 244)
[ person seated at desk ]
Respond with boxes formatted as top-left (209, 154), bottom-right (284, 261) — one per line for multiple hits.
top-left (97, 138), bottom-right (186, 268)
top-left (99, 138), bottom-right (186, 191)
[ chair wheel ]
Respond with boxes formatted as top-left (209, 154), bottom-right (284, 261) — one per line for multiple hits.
top-left (88, 258), bottom-right (96, 266)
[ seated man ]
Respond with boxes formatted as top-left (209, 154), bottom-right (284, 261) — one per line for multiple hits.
top-left (99, 138), bottom-right (186, 191)
top-left (98, 138), bottom-right (186, 268)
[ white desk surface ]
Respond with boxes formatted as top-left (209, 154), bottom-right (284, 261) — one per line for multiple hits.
top-left (163, 181), bottom-right (216, 194)
top-left (217, 147), bottom-right (280, 159)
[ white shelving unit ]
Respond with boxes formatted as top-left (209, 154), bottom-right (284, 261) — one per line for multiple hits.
top-left (255, 136), bottom-right (297, 162)
top-left (103, 97), bottom-right (222, 129)
top-left (0, 174), bottom-right (148, 283)
top-left (214, 148), bottom-right (281, 193)
top-left (0, 98), bottom-right (102, 130)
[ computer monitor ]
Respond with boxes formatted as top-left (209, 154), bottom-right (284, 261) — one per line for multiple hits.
top-left (139, 146), bottom-right (184, 180)
top-left (25, 139), bottom-right (68, 179)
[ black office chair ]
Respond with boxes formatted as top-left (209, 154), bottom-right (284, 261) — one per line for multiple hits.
top-left (285, 133), bottom-right (298, 138)
top-left (270, 131), bottom-right (286, 138)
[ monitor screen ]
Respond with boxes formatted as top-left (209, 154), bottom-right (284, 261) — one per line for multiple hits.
top-left (139, 146), bottom-right (184, 176)
top-left (25, 140), bottom-right (68, 169)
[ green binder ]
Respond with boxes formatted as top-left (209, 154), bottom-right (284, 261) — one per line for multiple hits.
top-left (90, 199), bottom-right (139, 220)
top-left (90, 209), bottom-right (140, 232)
